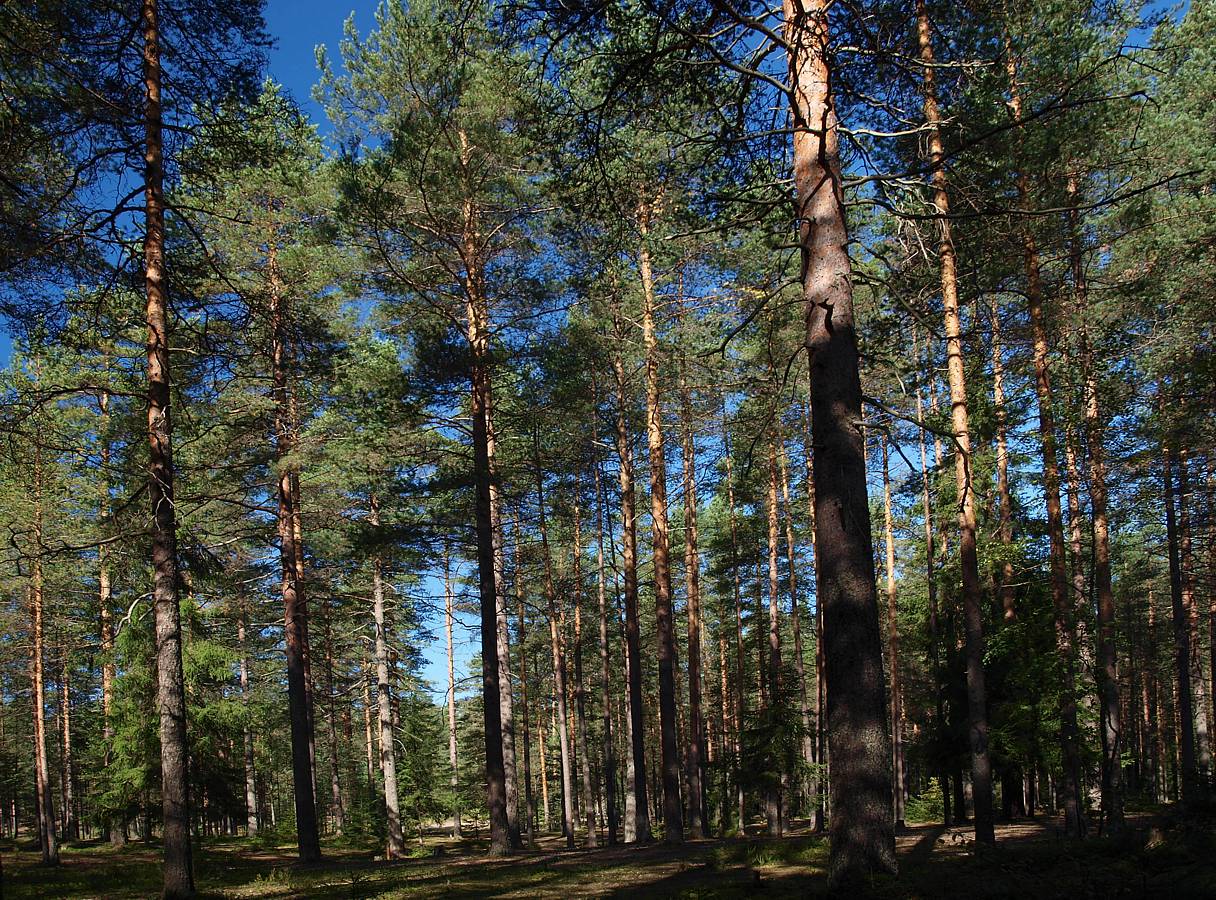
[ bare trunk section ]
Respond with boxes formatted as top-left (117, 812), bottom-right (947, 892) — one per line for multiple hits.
top-left (779, 448), bottom-right (814, 810)
top-left (880, 437), bottom-right (905, 827)
top-left (1164, 445), bottom-right (1198, 801)
top-left (512, 516), bottom-right (535, 842)
top-left (785, 0), bottom-right (896, 880)
top-left (765, 434), bottom-right (785, 837)
top-left (917, 0), bottom-right (994, 844)
top-left (637, 206), bottom-right (683, 844)
top-left (142, 2), bottom-right (193, 890)
top-left (322, 603), bottom-right (346, 834)
top-left (990, 299), bottom-right (1017, 622)
top-left (573, 497), bottom-right (599, 846)
top-left (723, 406), bottom-right (747, 833)
top-left (370, 497), bottom-right (405, 859)
top-left (611, 317), bottom-right (651, 843)
top-left (677, 329), bottom-right (706, 839)
top-left (594, 451), bottom-right (619, 845)
top-left (31, 450), bottom-right (58, 865)
top-left (1068, 175), bottom-right (1123, 831)
top-left (239, 611), bottom-right (258, 835)
top-left (1006, 42), bottom-right (1086, 838)
top-left (534, 442), bottom-right (576, 849)
top-left (444, 545), bottom-right (462, 838)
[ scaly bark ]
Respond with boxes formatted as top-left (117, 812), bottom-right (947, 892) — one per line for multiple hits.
top-left (142, 1), bottom-right (193, 889)
top-left (786, 0), bottom-right (896, 880)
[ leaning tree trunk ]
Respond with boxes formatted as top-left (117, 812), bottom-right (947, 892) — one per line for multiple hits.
top-left (917, 0), bottom-right (995, 844)
top-left (637, 206), bottom-right (683, 844)
top-left (370, 497), bottom-right (405, 859)
top-left (142, 1), bottom-right (193, 890)
top-left (785, 0), bottom-right (895, 882)
top-left (1006, 41), bottom-right (1086, 838)
top-left (611, 319), bottom-right (651, 844)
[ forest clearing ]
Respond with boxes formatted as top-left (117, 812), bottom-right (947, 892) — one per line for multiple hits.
top-left (1, 0), bottom-right (1215, 897)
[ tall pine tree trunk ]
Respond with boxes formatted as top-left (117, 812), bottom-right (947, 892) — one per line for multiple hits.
top-left (637, 206), bottom-right (683, 844)
top-left (1006, 42), bottom-right (1086, 838)
top-left (785, 0), bottom-right (895, 880)
top-left (1068, 175), bottom-right (1123, 831)
top-left (370, 497), bottom-right (405, 858)
top-left (611, 320), bottom-right (651, 843)
top-left (765, 434), bottom-right (785, 837)
top-left (239, 610), bottom-right (258, 835)
top-left (444, 544), bottom-right (462, 838)
top-left (779, 447), bottom-right (814, 814)
top-left (572, 497), bottom-right (599, 846)
top-left (917, 0), bottom-right (995, 844)
top-left (30, 450), bottom-right (58, 866)
top-left (594, 451), bottom-right (619, 845)
top-left (990, 300), bottom-right (1017, 622)
top-left (723, 405), bottom-right (747, 833)
top-left (880, 437), bottom-right (906, 828)
top-left (1164, 445), bottom-right (1198, 801)
top-left (142, 1), bottom-right (192, 889)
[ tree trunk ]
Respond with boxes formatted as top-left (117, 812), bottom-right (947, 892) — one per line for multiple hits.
top-left (801, 401), bottom-right (827, 833)
top-left (785, 0), bottom-right (896, 881)
top-left (779, 447), bottom-right (814, 814)
top-left (1178, 451), bottom-right (1213, 773)
top-left (534, 442), bottom-right (576, 849)
top-left (98, 388), bottom-right (125, 848)
top-left (611, 321), bottom-right (651, 843)
top-left (444, 544), bottom-right (462, 838)
top-left (1164, 446), bottom-right (1198, 801)
top-left (1006, 42), bottom-right (1086, 838)
top-left (637, 206), bottom-right (683, 844)
top-left (1068, 175), bottom-right (1123, 832)
top-left (30, 454), bottom-right (58, 865)
top-left (142, 1), bottom-right (193, 889)
top-left (765, 434), bottom-right (784, 837)
top-left (594, 452), bottom-right (619, 845)
top-left (239, 612), bottom-right (258, 835)
top-left (370, 497), bottom-right (406, 858)
top-left (917, 0), bottom-right (995, 844)
top-left (322, 602), bottom-right (346, 834)
top-left (678, 330), bottom-right (706, 839)
top-left (512, 517), bottom-right (535, 842)
top-left (723, 404), bottom-right (747, 834)
top-left (990, 299), bottom-right (1017, 622)
top-left (880, 437), bottom-right (906, 828)
top-left (573, 496), bottom-right (599, 846)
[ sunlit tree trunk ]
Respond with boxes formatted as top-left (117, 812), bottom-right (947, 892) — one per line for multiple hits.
top-left (786, 0), bottom-right (895, 880)
top-left (30, 448), bottom-right (58, 865)
top-left (779, 448), bottom-right (814, 806)
top-left (239, 610), bottom-right (258, 835)
top-left (765, 434), bottom-right (785, 837)
top-left (990, 300), bottom-right (1017, 622)
top-left (637, 204), bottom-right (683, 844)
top-left (572, 496), bottom-right (599, 846)
top-left (512, 515), bottom-right (535, 841)
top-left (611, 315), bottom-right (651, 843)
top-left (444, 543), bottom-right (462, 838)
top-left (1006, 42), bottom-right (1086, 838)
top-left (369, 496), bottom-right (405, 858)
top-left (723, 404), bottom-right (746, 833)
top-left (917, 0), bottom-right (994, 843)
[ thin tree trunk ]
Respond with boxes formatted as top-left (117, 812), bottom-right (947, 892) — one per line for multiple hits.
top-left (786, 0), bottom-right (896, 880)
top-left (990, 299), bottom-right (1017, 622)
top-left (723, 404), bottom-right (747, 834)
top-left (1068, 174), bottom-right (1123, 831)
top-left (1164, 446), bottom-right (1198, 801)
top-left (1006, 41), bottom-right (1086, 838)
top-left (611, 319), bottom-right (651, 843)
top-left (594, 452), bottom-right (619, 845)
top-left (1178, 451), bottom-right (1213, 773)
top-left (637, 205), bottom-right (683, 844)
top-left (142, 2), bottom-right (193, 889)
top-left (513, 516), bottom-right (535, 842)
top-left (361, 650), bottom-right (376, 801)
top-left (765, 434), bottom-right (785, 837)
top-left (678, 330), bottom-right (706, 839)
top-left (30, 451), bottom-right (58, 865)
top-left (534, 441), bottom-right (576, 849)
top-left (917, 0), bottom-right (995, 843)
top-left (880, 437), bottom-right (905, 828)
top-left (370, 497), bottom-right (405, 858)
top-left (572, 496), bottom-right (599, 846)
top-left (323, 602), bottom-right (345, 834)
top-left (779, 448), bottom-right (814, 809)
top-left (98, 388), bottom-right (125, 848)
top-left (445, 544), bottom-right (462, 838)
top-left (801, 401), bottom-right (827, 832)
top-left (239, 611), bottom-right (258, 835)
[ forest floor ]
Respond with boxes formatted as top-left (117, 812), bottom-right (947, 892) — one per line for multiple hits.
top-left (3, 807), bottom-right (1215, 899)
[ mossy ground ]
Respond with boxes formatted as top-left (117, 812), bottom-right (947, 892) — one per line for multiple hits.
top-left (3, 809), bottom-right (1213, 898)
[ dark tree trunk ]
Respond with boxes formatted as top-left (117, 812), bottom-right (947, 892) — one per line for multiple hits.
top-left (142, 1), bottom-right (193, 890)
top-left (786, 0), bottom-right (895, 881)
